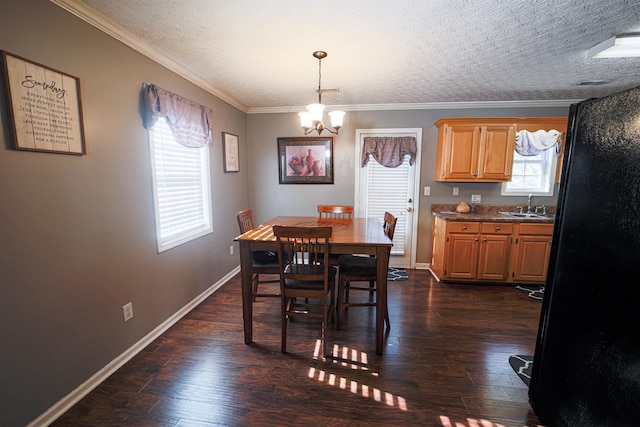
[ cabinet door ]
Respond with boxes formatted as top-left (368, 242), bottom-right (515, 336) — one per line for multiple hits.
top-left (429, 217), bottom-right (447, 280)
top-left (440, 125), bottom-right (480, 180)
top-left (513, 235), bottom-right (552, 282)
top-left (477, 235), bottom-right (512, 281)
top-left (478, 125), bottom-right (516, 181)
top-left (444, 233), bottom-right (479, 279)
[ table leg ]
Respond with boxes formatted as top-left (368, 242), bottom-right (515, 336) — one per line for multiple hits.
top-left (239, 240), bottom-right (253, 344)
top-left (375, 246), bottom-right (389, 355)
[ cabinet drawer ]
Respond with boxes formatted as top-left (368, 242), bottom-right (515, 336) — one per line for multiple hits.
top-left (447, 222), bottom-right (480, 233)
top-left (480, 222), bottom-right (513, 234)
top-left (518, 223), bottom-right (554, 235)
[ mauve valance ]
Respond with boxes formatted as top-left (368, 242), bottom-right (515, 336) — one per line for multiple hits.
top-left (361, 136), bottom-right (417, 168)
top-left (142, 83), bottom-right (213, 148)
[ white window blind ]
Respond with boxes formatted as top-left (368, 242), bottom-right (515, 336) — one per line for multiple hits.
top-left (365, 156), bottom-right (409, 255)
top-left (149, 117), bottom-right (212, 252)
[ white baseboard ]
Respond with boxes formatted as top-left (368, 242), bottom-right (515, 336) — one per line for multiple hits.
top-left (28, 266), bottom-right (241, 427)
top-left (415, 262), bottom-right (430, 270)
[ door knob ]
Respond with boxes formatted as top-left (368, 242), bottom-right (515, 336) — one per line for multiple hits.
top-left (408, 198), bottom-right (413, 203)
top-left (407, 207), bottom-right (413, 212)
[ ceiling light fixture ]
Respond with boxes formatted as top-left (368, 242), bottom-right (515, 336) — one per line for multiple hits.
top-left (588, 34), bottom-right (640, 58)
top-left (299, 51), bottom-right (345, 135)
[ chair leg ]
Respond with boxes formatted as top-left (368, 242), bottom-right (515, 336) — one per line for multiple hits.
top-left (252, 274), bottom-right (259, 301)
top-left (321, 300), bottom-right (328, 359)
top-left (329, 285), bottom-right (335, 324)
top-left (336, 277), bottom-right (346, 330)
top-left (281, 296), bottom-right (288, 354)
top-left (385, 302), bottom-right (390, 330)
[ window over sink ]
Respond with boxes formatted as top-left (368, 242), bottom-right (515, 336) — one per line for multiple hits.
top-left (501, 148), bottom-right (558, 196)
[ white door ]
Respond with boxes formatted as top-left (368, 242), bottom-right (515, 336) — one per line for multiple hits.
top-left (354, 128), bottom-right (422, 269)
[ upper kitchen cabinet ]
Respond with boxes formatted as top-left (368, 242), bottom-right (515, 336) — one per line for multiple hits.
top-left (434, 117), bottom-right (568, 183)
top-left (435, 118), bottom-right (517, 182)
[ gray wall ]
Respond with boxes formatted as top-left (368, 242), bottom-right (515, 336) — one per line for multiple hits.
top-left (247, 106), bottom-right (569, 263)
top-left (0, 1), bottom-right (248, 425)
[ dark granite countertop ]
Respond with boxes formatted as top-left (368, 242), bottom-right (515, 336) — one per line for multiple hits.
top-left (431, 204), bottom-right (555, 223)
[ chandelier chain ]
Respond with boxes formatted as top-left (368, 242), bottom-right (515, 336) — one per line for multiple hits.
top-left (317, 55), bottom-right (322, 104)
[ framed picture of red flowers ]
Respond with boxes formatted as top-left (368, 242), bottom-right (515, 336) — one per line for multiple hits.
top-left (277, 136), bottom-right (333, 184)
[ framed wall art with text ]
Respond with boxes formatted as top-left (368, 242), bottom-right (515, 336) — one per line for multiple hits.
top-left (1, 50), bottom-right (86, 155)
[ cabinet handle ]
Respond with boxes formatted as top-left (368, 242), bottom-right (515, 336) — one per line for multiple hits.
top-left (495, 226), bottom-right (500, 231)
top-left (462, 226), bottom-right (467, 230)
top-left (473, 172), bottom-right (478, 176)
top-left (482, 239), bottom-right (487, 242)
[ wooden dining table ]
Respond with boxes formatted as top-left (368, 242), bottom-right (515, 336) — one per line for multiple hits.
top-left (234, 216), bottom-right (394, 355)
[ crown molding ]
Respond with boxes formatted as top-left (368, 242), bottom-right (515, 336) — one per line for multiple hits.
top-left (248, 99), bottom-right (581, 114)
top-left (51, 0), bottom-right (248, 112)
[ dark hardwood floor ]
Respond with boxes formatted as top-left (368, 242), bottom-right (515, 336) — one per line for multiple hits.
top-left (52, 269), bottom-right (544, 427)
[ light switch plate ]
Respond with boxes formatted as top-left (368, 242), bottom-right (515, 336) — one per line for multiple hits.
top-left (471, 194), bottom-right (481, 203)
top-left (424, 186), bottom-right (430, 196)
top-left (453, 187), bottom-right (459, 196)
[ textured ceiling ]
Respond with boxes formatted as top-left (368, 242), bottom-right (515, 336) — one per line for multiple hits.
top-left (56, 0), bottom-right (640, 112)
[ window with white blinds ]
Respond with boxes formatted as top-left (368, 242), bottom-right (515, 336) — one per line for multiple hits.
top-left (148, 117), bottom-right (212, 252)
top-left (365, 157), bottom-right (409, 255)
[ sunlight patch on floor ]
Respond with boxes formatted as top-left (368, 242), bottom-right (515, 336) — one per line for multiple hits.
top-left (439, 415), bottom-right (544, 427)
top-left (307, 340), bottom-right (408, 411)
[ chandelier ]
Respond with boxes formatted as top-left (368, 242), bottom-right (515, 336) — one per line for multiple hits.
top-left (298, 51), bottom-right (345, 135)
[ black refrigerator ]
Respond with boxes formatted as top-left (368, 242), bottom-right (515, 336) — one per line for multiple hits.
top-left (529, 85), bottom-right (640, 426)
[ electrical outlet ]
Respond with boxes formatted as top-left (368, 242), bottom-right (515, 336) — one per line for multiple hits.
top-left (453, 187), bottom-right (459, 196)
top-left (122, 302), bottom-right (134, 322)
top-left (471, 194), bottom-right (482, 203)
top-left (424, 186), bottom-right (431, 196)
top-left (229, 245), bottom-right (234, 255)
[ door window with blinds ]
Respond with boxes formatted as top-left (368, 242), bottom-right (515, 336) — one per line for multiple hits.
top-left (355, 129), bottom-right (422, 269)
top-left (148, 117), bottom-right (213, 252)
top-left (364, 159), bottom-right (410, 256)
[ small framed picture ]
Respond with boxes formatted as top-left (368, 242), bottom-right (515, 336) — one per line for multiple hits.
top-left (277, 136), bottom-right (334, 184)
top-left (1, 50), bottom-right (86, 155)
top-left (222, 132), bottom-right (239, 172)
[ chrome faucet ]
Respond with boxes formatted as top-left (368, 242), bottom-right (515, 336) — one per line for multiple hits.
top-left (527, 194), bottom-right (533, 213)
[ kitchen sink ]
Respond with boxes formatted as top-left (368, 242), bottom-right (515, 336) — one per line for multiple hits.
top-left (498, 211), bottom-right (547, 219)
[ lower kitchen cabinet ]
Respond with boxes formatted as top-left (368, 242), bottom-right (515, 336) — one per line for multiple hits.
top-left (444, 222), bottom-right (480, 280)
top-left (430, 217), bottom-right (552, 284)
top-left (510, 223), bottom-right (554, 283)
top-left (477, 222), bottom-right (513, 281)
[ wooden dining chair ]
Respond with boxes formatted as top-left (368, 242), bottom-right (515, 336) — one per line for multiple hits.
top-left (273, 225), bottom-right (336, 358)
top-left (317, 205), bottom-right (354, 220)
top-left (317, 205), bottom-right (353, 266)
top-left (336, 212), bottom-right (397, 330)
top-left (236, 209), bottom-right (280, 300)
